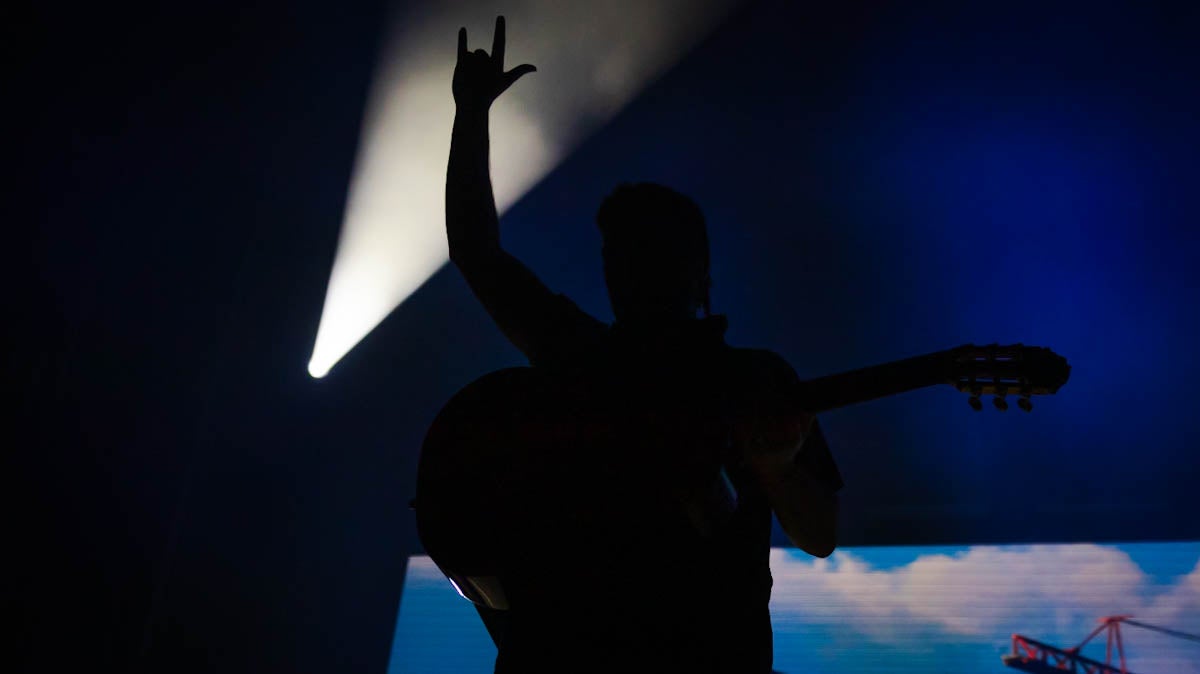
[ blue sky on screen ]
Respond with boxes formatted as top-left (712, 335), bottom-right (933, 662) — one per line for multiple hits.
top-left (388, 542), bottom-right (1200, 674)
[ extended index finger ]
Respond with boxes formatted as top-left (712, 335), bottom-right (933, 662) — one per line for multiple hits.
top-left (458, 27), bottom-right (467, 58)
top-left (492, 16), bottom-right (505, 65)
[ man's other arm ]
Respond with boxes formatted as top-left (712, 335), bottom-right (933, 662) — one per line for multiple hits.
top-left (746, 423), bottom-right (839, 558)
top-left (738, 352), bottom-right (841, 558)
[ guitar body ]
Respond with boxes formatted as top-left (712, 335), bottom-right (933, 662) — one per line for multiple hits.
top-left (414, 365), bottom-right (739, 609)
top-left (415, 367), bottom-right (585, 582)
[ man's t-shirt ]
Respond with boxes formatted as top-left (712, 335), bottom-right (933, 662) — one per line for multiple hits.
top-left (489, 293), bottom-right (842, 673)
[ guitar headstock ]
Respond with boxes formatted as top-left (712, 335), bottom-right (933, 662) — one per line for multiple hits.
top-left (945, 344), bottom-right (1070, 411)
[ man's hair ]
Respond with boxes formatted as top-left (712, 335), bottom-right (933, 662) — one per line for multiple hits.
top-left (595, 183), bottom-right (709, 273)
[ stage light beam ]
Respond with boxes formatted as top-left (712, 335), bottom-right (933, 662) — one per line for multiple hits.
top-left (308, 0), bottom-right (740, 378)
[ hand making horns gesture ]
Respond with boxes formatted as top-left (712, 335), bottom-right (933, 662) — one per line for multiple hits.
top-left (453, 16), bottom-right (537, 110)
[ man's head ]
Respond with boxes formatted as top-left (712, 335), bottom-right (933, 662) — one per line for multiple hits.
top-left (597, 183), bottom-right (710, 324)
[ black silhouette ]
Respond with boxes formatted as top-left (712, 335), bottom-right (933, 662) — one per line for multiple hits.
top-left (419, 16), bottom-right (1074, 672)
top-left (425, 16), bottom-right (842, 673)
top-left (420, 15), bottom-right (1077, 672)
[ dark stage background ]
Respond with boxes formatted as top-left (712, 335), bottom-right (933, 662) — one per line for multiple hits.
top-left (15, 1), bottom-right (1199, 672)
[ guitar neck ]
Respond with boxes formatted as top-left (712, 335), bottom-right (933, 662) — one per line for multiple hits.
top-left (795, 348), bottom-right (954, 413)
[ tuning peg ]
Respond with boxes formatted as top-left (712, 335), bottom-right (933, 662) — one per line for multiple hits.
top-left (968, 395), bottom-right (983, 411)
top-left (1017, 396), bottom-right (1033, 412)
top-left (993, 396), bottom-right (1009, 411)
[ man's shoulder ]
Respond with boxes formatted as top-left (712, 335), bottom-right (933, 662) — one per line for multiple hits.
top-left (716, 346), bottom-right (801, 409)
top-left (723, 346), bottom-right (799, 385)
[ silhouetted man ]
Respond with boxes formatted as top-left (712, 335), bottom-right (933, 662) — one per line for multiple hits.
top-left (445, 17), bottom-right (842, 673)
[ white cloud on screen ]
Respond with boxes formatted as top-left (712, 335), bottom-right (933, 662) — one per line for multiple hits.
top-left (308, 0), bottom-right (741, 377)
top-left (1150, 557), bottom-right (1200, 623)
top-left (769, 544), bottom-right (1200, 673)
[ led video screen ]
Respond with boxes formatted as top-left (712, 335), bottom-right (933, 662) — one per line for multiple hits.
top-left (388, 541), bottom-right (1198, 673)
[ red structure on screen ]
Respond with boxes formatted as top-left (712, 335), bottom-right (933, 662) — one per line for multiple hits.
top-left (1004, 615), bottom-right (1200, 674)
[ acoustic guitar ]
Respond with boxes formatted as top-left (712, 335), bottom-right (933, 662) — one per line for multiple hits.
top-left (414, 343), bottom-right (1070, 610)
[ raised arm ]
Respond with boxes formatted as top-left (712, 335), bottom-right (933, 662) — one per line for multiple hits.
top-left (447, 17), bottom-right (581, 360)
top-left (446, 16), bottom-right (533, 263)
